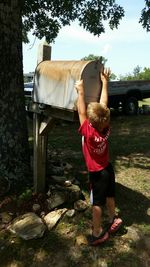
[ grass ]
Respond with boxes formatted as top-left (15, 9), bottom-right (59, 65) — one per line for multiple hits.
top-left (139, 98), bottom-right (150, 107)
top-left (0, 112), bottom-right (150, 267)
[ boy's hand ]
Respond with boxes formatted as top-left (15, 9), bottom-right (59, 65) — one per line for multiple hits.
top-left (100, 68), bottom-right (111, 83)
top-left (75, 79), bottom-right (84, 94)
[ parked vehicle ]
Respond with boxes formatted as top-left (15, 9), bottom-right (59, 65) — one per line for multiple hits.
top-left (24, 82), bottom-right (33, 111)
top-left (24, 79), bottom-right (150, 116)
top-left (108, 80), bottom-right (150, 115)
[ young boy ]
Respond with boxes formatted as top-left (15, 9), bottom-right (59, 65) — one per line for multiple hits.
top-left (75, 68), bottom-right (122, 246)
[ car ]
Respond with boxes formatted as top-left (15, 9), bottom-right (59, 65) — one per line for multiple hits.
top-left (24, 82), bottom-right (33, 113)
top-left (24, 82), bottom-right (33, 98)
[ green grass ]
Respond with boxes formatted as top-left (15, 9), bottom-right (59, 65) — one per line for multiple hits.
top-left (139, 97), bottom-right (150, 106)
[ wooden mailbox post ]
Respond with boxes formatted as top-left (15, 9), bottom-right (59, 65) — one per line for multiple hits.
top-left (33, 43), bottom-right (103, 193)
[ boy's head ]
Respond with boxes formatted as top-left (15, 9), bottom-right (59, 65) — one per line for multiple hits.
top-left (87, 102), bottom-right (110, 130)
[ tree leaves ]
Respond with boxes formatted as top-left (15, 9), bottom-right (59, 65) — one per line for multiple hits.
top-left (22, 0), bottom-right (125, 43)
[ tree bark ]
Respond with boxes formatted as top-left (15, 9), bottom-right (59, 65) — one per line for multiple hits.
top-left (0, 0), bottom-right (30, 191)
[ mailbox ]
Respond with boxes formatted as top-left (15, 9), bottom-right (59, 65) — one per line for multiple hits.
top-left (33, 60), bottom-right (103, 111)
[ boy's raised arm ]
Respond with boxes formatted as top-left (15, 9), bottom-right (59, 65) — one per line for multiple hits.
top-left (99, 68), bottom-right (111, 107)
top-left (75, 79), bottom-right (87, 125)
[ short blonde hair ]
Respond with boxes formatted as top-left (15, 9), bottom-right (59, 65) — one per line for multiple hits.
top-left (87, 102), bottom-right (110, 129)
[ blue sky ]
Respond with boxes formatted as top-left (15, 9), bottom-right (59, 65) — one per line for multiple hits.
top-left (23, 0), bottom-right (150, 78)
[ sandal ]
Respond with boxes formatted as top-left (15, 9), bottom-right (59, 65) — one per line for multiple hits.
top-left (108, 216), bottom-right (122, 234)
top-left (89, 229), bottom-right (109, 246)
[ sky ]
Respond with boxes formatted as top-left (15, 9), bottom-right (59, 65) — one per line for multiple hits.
top-left (23, 0), bottom-right (150, 78)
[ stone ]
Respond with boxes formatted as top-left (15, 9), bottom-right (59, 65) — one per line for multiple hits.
top-left (44, 208), bottom-right (67, 230)
top-left (49, 166), bottom-right (64, 176)
top-left (63, 163), bottom-right (73, 170)
top-left (32, 204), bottom-right (41, 213)
top-left (64, 180), bottom-right (72, 187)
top-left (65, 184), bottom-right (82, 203)
top-left (46, 191), bottom-right (66, 210)
top-left (124, 225), bottom-right (142, 243)
top-left (66, 209), bottom-right (75, 217)
top-left (51, 176), bottom-right (67, 185)
top-left (75, 235), bottom-right (88, 246)
top-left (143, 236), bottom-right (150, 253)
top-left (74, 200), bottom-right (88, 211)
top-left (0, 212), bottom-right (13, 224)
top-left (147, 207), bottom-right (150, 216)
top-left (8, 212), bottom-right (46, 240)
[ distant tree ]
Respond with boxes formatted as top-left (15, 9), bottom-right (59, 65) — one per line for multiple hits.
top-left (119, 66), bottom-right (150, 80)
top-left (110, 73), bottom-right (117, 81)
top-left (81, 54), bottom-right (107, 65)
top-left (138, 67), bottom-right (150, 80)
top-left (133, 65), bottom-right (141, 78)
top-left (81, 54), bottom-right (117, 80)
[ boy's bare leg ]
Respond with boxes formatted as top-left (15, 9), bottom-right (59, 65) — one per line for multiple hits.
top-left (106, 197), bottom-right (116, 222)
top-left (92, 205), bottom-right (103, 236)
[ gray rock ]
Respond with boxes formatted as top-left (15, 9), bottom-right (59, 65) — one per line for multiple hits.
top-left (65, 184), bottom-right (82, 203)
top-left (32, 204), bottom-right (41, 213)
top-left (44, 208), bottom-right (67, 230)
top-left (143, 236), bottom-right (150, 253)
top-left (51, 176), bottom-right (67, 185)
top-left (66, 209), bottom-right (75, 217)
top-left (47, 191), bottom-right (66, 210)
top-left (147, 207), bottom-right (150, 216)
top-left (8, 212), bottom-right (46, 240)
top-left (0, 212), bottom-right (13, 224)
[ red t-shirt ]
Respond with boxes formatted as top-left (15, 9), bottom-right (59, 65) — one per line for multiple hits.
top-left (78, 119), bottom-right (110, 172)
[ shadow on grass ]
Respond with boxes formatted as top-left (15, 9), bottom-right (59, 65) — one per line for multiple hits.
top-left (116, 182), bottom-right (150, 227)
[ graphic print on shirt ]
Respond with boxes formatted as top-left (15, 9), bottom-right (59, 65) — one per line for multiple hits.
top-left (93, 136), bottom-right (106, 155)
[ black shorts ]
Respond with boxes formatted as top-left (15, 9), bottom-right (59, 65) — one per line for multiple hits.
top-left (89, 163), bottom-right (115, 206)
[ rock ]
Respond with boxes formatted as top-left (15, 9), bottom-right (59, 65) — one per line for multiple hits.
top-left (8, 212), bottom-right (46, 240)
top-left (46, 191), bottom-right (66, 210)
top-left (63, 163), bottom-right (73, 170)
top-left (44, 208), bottom-right (67, 230)
top-left (51, 176), bottom-right (67, 185)
top-left (66, 209), bottom-right (75, 217)
top-left (50, 184), bottom-right (82, 204)
top-left (74, 200), bottom-right (88, 211)
top-left (32, 204), bottom-right (41, 213)
top-left (124, 225), bottom-right (142, 243)
top-left (65, 184), bottom-right (82, 203)
top-left (64, 180), bottom-right (72, 187)
top-left (147, 208), bottom-right (150, 216)
top-left (75, 235), bottom-right (88, 246)
top-left (0, 212), bottom-right (13, 224)
top-left (48, 165), bottom-right (64, 176)
top-left (143, 236), bottom-right (150, 253)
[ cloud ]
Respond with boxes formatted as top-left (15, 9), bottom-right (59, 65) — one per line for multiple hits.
top-left (101, 44), bottom-right (112, 54)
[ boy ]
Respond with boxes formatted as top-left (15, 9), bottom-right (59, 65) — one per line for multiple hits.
top-left (75, 68), bottom-right (122, 246)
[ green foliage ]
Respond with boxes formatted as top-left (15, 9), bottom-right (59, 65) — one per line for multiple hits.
top-left (81, 54), bottom-right (107, 64)
top-left (119, 66), bottom-right (150, 80)
top-left (139, 0), bottom-right (150, 31)
top-left (18, 188), bottom-right (33, 202)
top-left (110, 72), bottom-right (117, 81)
top-left (80, 54), bottom-right (116, 80)
top-left (22, 0), bottom-right (125, 43)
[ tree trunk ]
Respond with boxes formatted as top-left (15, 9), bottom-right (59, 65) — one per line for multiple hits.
top-left (0, 0), bottom-right (30, 191)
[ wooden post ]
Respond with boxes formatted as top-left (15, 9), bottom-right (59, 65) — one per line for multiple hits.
top-left (33, 41), bottom-right (52, 193)
top-left (37, 40), bottom-right (51, 64)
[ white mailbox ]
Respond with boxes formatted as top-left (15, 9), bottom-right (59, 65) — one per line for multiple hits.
top-left (33, 60), bottom-right (103, 111)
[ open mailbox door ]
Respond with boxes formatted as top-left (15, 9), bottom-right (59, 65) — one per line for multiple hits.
top-left (33, 60), bottom-right (103, 111)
